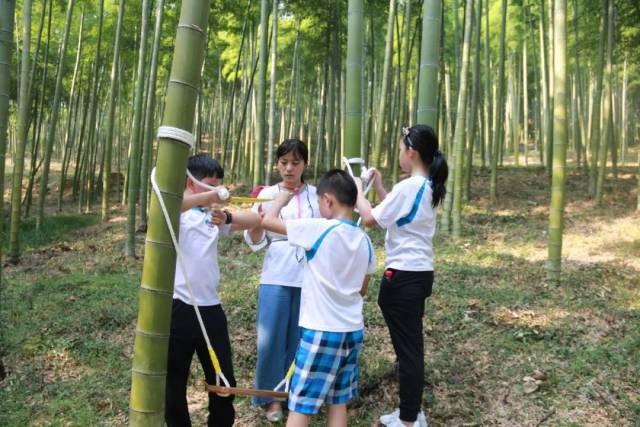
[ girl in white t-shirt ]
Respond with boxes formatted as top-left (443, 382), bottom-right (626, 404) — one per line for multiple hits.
top-left (244, 139), bottom-right (320, 422)
top-left (356, 125), bottom-right (449, 427)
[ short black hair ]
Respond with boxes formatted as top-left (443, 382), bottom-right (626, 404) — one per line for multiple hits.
top-left (276, 138), bottom-right (308, 164)
top-left (316, 169), bottom-right (357, 207)
top-left (187, 154), bottom-right (224, 181)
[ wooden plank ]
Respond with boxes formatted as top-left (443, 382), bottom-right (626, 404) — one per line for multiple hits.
top-left (204, 383), bottom-right (288, 399)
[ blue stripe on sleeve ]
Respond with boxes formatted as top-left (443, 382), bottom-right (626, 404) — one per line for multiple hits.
top-left (305, 223), bottom-right (341, 262)
top-left (395, 178), bottom-right (429, 227)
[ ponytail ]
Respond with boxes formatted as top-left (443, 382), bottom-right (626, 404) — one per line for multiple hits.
top-left (429, 150), bottom-right (448, 208)
top-left (403, 125), bottom-right (449, 208)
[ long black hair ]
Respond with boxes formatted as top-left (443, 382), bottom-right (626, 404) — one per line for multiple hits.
top-left (402, 125), bottom-right (448, 208)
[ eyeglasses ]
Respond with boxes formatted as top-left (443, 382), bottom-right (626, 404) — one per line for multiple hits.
top-left (401, 127), bottom-right (415, 149)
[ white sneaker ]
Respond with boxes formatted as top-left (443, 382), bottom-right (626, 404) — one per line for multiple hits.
top-left (379, 408), bottom-right (428, 427)
top-left (379, 409), bottom-right (400, 425)
top-left (265, 408), bottom-right (283, 422)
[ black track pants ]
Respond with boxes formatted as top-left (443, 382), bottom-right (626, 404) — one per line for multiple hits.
top-left (378, 269), bottom-right (433, 423)
top-left (165, 299), bottom-right (236, 427)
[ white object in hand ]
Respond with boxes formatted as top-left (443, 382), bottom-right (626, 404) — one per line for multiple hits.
top-left (216, 187), bottom-right (230, 201)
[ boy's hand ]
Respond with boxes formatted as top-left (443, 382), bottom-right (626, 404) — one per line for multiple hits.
top-left (205, 190), bottom-right (229, 206)
top-left (273, 189), bottom-right (296, 207)
top-left (210, 209), bottom-right (227, 226)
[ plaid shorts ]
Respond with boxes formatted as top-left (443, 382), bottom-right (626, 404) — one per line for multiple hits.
top-left (288, 327), bottom-right (364, 415)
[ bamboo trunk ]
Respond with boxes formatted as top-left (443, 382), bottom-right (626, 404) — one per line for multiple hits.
top-left (36, 0), bottom-right (75, 229)
top-left (101, 0), bottom-right (125, 221)
top-left (547, 0), bottom-right (568, 282)
top-left (489, 0), bottom-right (507, 203)
top-left (371, 0), bottom-right (396, 170)
top-left (139, 0), bottom-right (165, 230)
top-left (595, 0), bottom-right (613, 207)
top-left (125, 0), bottom-right (151, 257)
top-left (254, 0), bottom-right (268, 186)
top-left (417, 0), bottom-right (441, 128)
top-left (129, 0), bottom-right (211, 423)
top-left (8, 0), bottom-right (32, 261)
top-left (266, 0), bottom-right (277, 185)
top-left (345, 0), bottom-right (364, 176)
top-left (451, 0), bottom-right (473, 238)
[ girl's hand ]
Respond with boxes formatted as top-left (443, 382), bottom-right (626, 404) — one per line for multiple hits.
top-left (273, 189), bottom-right (296, 207)
top-left (354, 177), bottom-right (364, 196)
top-left (368, 168), bottom-right (382, 188)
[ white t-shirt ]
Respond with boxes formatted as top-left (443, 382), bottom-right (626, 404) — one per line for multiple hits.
top-left (287, 218), bottom-right (377, 332)
top-left (243, 184), bottom-right (320, 287)
top-left (371, 175), bottom-right (436, 271)
top-left (173, 208), bottom-right (231, 306)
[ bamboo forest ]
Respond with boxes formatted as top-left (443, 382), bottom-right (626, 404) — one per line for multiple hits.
top-left (1, 0), bottom-right (639, 425)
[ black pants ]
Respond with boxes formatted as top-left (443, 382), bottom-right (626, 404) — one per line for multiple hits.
top-left (378, 269), bottom-right (433, 423)
top-left (165, 299), bottom-right (236, 427)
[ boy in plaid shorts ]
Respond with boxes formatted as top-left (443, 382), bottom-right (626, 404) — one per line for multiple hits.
top-left (262, 169), bottom-right (377, 426)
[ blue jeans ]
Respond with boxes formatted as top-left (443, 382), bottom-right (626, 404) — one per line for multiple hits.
top-left (253, 284), bottom-right (301, 406)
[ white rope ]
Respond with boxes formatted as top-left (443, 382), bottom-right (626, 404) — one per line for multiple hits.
top-left (343, 157), bottom-right (375, 226)
top-left (185, 169), bottom-right (230, 201)
top-left (157, 126), bottom-right (195, 148)
top-left (342, 157), bottom-right (374, 196)
top-left (150, 167), bottom-right (231, 390)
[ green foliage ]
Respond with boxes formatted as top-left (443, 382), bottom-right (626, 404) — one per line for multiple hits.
top-left (1, 213), bottom-right (97, 251)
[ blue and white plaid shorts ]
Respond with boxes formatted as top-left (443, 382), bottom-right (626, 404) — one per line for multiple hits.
top-left (287, 327), bottom-right (364, 415)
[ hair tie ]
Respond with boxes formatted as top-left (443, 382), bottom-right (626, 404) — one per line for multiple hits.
top-left (434, 150), bottom-right (443, 158)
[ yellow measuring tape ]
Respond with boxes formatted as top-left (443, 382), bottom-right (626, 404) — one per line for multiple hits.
top-left (228, 196), bottom-right (273, 204)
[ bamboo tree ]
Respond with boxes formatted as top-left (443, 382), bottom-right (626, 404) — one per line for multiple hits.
top-left (545, 0), bottom-right (554, 171)
top-left (637, 148), bottom-right (640, 211)
top-left (266, 0), bottom-right (277, 185)
top-left (0, 0), bottom-right (15, 302)
top-left (255, 0), bottom-right (268, 186)
top-left (82, 0), bottom-right (104, 212)
top-left (129, 0), bottom-right (211, 423)
top-left (125, 0), bottom-right (151, 257)
top-left (595, 0), bottom-right (613, 207)
top-left (620, 55), bottom-right (627, 164)
top-left (483, 0), bottom-right (491, 167)
top-left (417, 0), bottom-right (441, 127)
top-left (8, 0), bottom-right (32, 262)
top-left (464, 0), bottom-right (482, 201)
top-left (371, 0), bottom-right (396, 169)
top-left (547, 0), bottom-right (567, 282)
top-left (221, 0), bottom-right (252, 167)
top-left (538, 0), bottom-right (549, 167)
top-left (522, 37), bottom-right (529, 166)
top-left (489, 0), bottom-right (507, 202)
top-left (139, 0), bottom-right (165, 230)
top-left (36, 0), bottom-right (75, 230)
top-left (25, 0), bottom-right (52, 216)
top-left (451, 0), bottom-right (473, 238)
top-left (345, 0), bottom-right (364, 176)
top-left (324, 8), bottom-right (336, 171)
top-left (588, 0), bottom-right (607, 196)
top-left (101, 0), bottom-right (125, 221)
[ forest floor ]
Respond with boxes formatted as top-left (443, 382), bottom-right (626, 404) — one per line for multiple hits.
top-left (1, 165), bottom-right (639, 426)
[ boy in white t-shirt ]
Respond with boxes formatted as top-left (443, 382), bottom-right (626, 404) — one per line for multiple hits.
top-left (165, 154), bottom-right (261, 427)
top-left (261, 169), bottom-right (377, 427)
